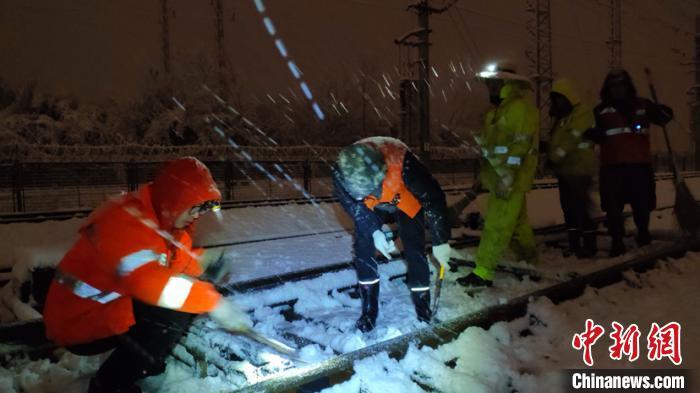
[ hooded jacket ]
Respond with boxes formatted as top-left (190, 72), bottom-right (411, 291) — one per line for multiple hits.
top-left (587, 69), bottom-right (673, 166)
top-left (43, 157), bottom-right (223, 346)
top-left (547, 79), bottom-right (597, 176)
top-left (333, 137), bottom-right (450, 246)
top-left (479, 80), bottom-right (540, 193)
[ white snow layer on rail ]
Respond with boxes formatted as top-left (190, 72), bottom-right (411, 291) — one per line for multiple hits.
top-left (321, 252), bottom-right (700, 393)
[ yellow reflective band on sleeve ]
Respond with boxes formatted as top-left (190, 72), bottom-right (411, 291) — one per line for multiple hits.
top-left (410, 286), bottom-right (431, 292)
top-left (513, 134), bottom-right (532, 143)
top-left (506, 156), bottom-right (522, 166)
top-left (494, 146), bottom-right (508, 154)
top-left (358, 278), bottom-right (380, 285)
top-left (157, 275), bottom-right (194, 310)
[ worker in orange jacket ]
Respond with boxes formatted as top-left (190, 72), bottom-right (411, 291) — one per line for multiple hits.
top-left (333, 137), bottom-right (451, 332)
top-left (43, 157), bottom-right (251, 393)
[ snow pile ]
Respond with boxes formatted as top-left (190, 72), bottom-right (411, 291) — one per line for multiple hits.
top-left (0, 351), bottom-right (104, 393)
top-left (322, 252), bottom-right (700, 393)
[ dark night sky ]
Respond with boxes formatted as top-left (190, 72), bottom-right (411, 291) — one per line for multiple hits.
top-left (1, 0), bottom-right (698, 151)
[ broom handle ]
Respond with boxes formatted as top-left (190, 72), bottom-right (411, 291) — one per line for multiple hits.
top-left (644, 67), bottom-right (679, 181)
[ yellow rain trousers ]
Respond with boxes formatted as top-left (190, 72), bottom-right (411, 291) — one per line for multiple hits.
top-left (474, 80), bottom-right (539, 280)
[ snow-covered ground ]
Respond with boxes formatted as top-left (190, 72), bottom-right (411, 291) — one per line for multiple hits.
top-left (322, 251), bottom-right (700, 393)
top-left (0, 176), bottom-right (697, 392)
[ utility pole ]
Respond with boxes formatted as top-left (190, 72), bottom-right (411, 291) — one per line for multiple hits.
top-left (525, 0), bottom-right (553, 110)
top-left (160, 0), bottom-right (171, 75)
top-left (607, 0), bottom-right (622, 69)
top-left (692, 15), bottom-right (700, 170)
top-left (214, 0), bottom-right (227, 95)
top-left (396, 0), bottom-right (454, 163)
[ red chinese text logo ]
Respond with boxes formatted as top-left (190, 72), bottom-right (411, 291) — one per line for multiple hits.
top-left (572, 320), bottom-right (682, 366)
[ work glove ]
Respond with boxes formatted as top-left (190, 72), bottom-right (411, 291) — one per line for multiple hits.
top-left (655, 104), bottom-right (673, 126)
top-left (471, 178), bottom-right (483, 194)
top-left (582, 127), bottom-right (602, 144)
top-left (209, 299), bottom-right (253, 333)
top-left (200, 248), bottom-right (229, 284)
top-left (372, 229), bottom-right (397, 260)
top-left (495, 179), bottom-right (512, 199)
top-left (432, 243), bottom-right (452, 270)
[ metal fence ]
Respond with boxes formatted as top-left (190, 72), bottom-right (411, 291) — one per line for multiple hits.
top-left (0, 159), bottom-right (478, 213)
top-left (1, 152), bottom-right (690, 214)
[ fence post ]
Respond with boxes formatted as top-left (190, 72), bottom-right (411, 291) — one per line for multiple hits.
top-left (12, 161), bottom-right (24, 212)
top-left (224, 160), bottom-right (235, 201)
top-left (126, 161), bottom-right (139, 192)
top-left (303, 160), bottom-right (311, 193)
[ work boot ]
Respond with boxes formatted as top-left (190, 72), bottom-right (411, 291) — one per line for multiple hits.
top-left (565, 229), bottom-right (581, 257)
top-left (577, 231), bottom-right (598, 259)
top-left (609, 237), bottom-right (627, 258)
top-left (635, 230), bottom-right (651, 247)
top-left (410, 289), bottom-right (432, 323)
top-left (355, 282), bottom-right (379, 333)
top-left (456, 272), bottom-right (493, 288)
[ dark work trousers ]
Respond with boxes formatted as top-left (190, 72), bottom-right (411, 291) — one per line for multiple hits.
top-left (353, 208), bottom-right (430, 289)
top-left (68, 301), bottom-right (194, 390)
top-left (599, 163), bottom-right (656, 240)
top-left (557, 175), bottom-right (596, 233)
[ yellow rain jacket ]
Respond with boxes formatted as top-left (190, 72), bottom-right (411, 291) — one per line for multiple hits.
top-left (472, 80), bottom-right (539, 280)
top-left (479, 80), bottom-right (540, 194)
top-left (547, 79), bottom-right (597, 177)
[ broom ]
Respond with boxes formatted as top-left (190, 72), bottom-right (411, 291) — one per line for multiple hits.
top-left (644, 67), bottom-right (700, 235)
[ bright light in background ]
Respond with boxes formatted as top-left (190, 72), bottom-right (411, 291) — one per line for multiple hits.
top-left (477, 63), bottom-right (499, 79)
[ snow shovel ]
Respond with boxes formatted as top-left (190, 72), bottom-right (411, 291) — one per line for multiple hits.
top-left (644, 67), bottom-right (700, 235)
top-left (238, 328), bottom-right (309, 364)
top-left (427, 254), bottom-right (444, 321)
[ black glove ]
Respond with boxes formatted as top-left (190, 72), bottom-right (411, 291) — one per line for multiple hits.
top-left (654, 104), bottom-right (673, 126)
top-left (583, 127), bottom-right (603, 143)
top-left (201, 249), bottom-right (228, 284)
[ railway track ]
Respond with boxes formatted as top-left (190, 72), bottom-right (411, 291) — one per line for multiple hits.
top-left (232, 236), bottom-right (700, 393)
top-left (0, 173), bottom-right (697, 392)
top-left (0, 201), bottom-right (695, 392)
top-left (1, 172), bottom-right (696, 224)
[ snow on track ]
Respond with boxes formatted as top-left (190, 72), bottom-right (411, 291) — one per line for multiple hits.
top-left (322, 251), bottom-right (700, 393)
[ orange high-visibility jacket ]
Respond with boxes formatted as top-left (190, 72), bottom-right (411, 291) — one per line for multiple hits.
top-left (361, 137), bottom-right (422, 218)
top-left (43, 158), bottom-right (222, 346)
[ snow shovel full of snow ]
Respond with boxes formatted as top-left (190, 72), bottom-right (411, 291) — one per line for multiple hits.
top-left (427, 254), bottom-right (444, 322)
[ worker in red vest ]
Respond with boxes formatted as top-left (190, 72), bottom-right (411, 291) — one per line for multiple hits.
top-left (43, 157), bottom-right (251, 393)
top-left (585, 69), bottom-right (673, 256)
top-left (333, 137), bottom-right (451, 332)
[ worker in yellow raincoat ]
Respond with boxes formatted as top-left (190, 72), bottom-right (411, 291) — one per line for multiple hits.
top-left (546, 78), bottom-right (598, 258)
top-left (457, 63), bottom-right (539, 288)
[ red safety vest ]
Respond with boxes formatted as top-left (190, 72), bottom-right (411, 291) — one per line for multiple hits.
top-left (360, 137), bottom-right (422, 218)
top-left (597, 99), bottom-right (653, 166)
top-left (43, 158), bottom-right (222, 346)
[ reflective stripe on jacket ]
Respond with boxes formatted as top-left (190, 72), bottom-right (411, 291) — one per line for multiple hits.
top-left (548, 79), bottom-right (597, 176)
top-left (44, 158), bottom-right (222, 346)
top-left (479, 81), bottom-right (540, 192)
